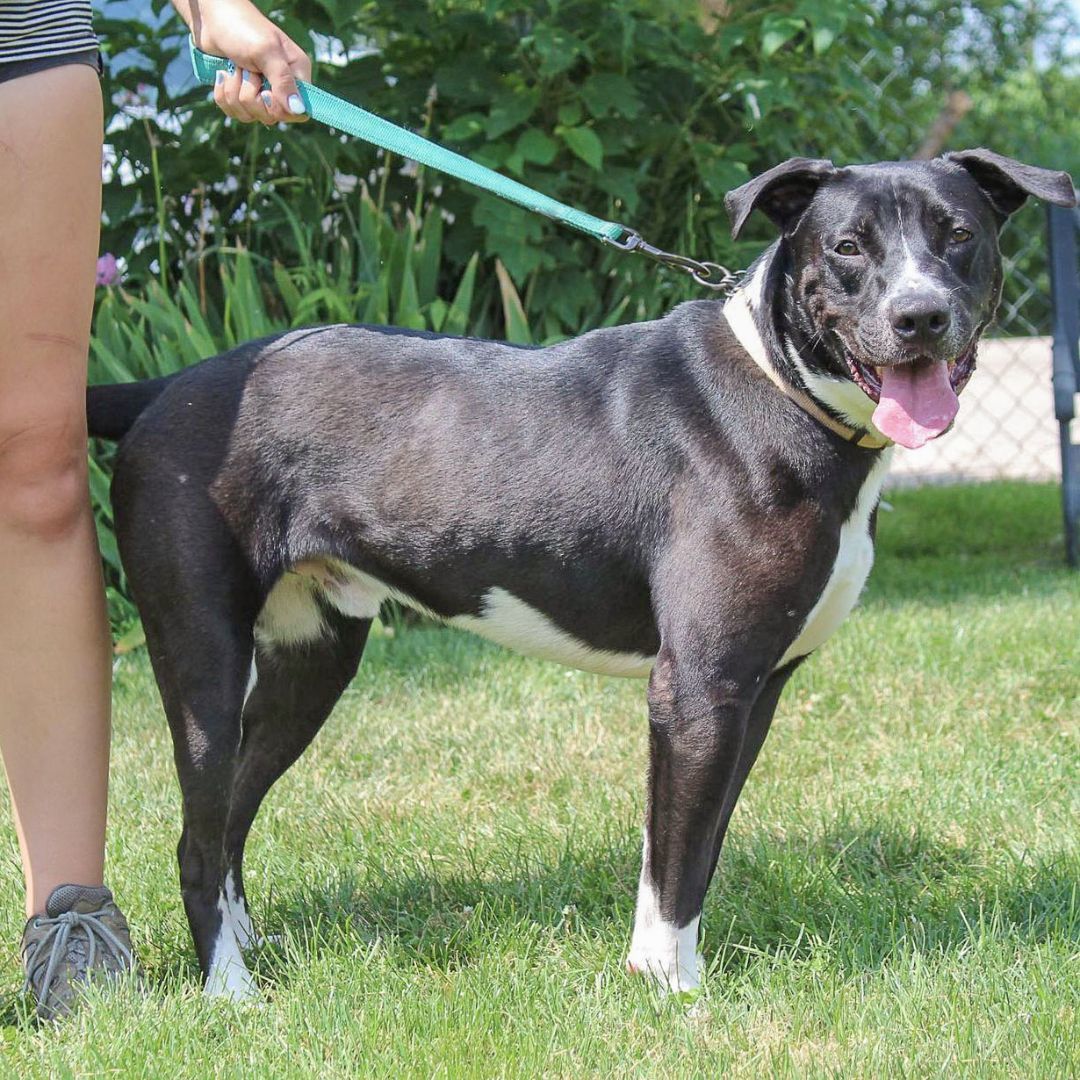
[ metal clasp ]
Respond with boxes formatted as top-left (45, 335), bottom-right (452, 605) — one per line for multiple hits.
top-left (605, 229), bottom-right (744, 293)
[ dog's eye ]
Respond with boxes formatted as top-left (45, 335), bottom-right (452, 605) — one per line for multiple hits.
top-left (950, 227), bottom-right (973, 244)
top-left (834, 240), bottom-right (860, 256)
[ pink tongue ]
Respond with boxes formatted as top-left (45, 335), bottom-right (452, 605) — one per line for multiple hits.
top-left (872, 360), bottom-right (959, 449)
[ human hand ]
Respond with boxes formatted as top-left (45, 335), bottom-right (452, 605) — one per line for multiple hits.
top-left (172, 0), bottom-right (312, 125)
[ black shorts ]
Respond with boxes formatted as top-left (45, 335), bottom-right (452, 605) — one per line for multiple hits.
top-left (0, 47), bottom-right (102, 86)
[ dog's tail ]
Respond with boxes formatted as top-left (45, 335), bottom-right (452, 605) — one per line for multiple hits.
top-left (86, 374), bottom-right (179, 442)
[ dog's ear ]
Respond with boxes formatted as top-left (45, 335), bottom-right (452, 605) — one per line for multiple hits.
top-left (944, 148), bottom-right (1076, 217)
top-left (725, 158), bottom-right (838, 239)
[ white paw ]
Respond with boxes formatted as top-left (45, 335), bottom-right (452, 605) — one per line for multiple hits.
top-left (203, 957), bottom-right (260, 1002)
top-left (629, 853), bottom-right (703, 994)
top-left (205, 892), bottom-right (261, 1002)
top-left (626, 942), bottom-right (703, 994)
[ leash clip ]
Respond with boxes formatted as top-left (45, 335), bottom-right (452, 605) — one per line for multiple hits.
top-left (606, 230), bottom-right (744, 294)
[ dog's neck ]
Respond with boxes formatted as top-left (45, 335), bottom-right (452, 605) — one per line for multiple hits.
top-left (723, 246), bottom-right (891, 450)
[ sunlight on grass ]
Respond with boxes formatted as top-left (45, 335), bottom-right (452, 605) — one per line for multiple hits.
top-left (0, 482), bottom-right (1076, 1076)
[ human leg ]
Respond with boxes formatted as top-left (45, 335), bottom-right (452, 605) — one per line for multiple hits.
top-left (0, 62), bottom-right (111, 918)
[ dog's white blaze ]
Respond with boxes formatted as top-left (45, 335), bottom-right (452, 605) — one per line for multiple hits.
top-left (892, 196), bottom-right (948, 301)
top-left (225, 869), bottom-right (256, 951)
top-left (450, 587), bottom-right (655, 678)
top-left (627, 833), bottom-right (702, 992)
top-left (778, 448), bottom-right (892, 668)
top-left (204, 893), bottom-right (259, 1001)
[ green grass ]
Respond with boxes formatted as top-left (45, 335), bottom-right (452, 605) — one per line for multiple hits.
top-left (1, 481), bottom-right (1077, 1077)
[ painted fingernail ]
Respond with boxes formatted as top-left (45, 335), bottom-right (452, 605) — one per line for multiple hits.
top-left (242, 69), bottom-right (251, 83)
top-left (287, 94), bottom-right (306, 115)
top-left (261, 91), bottom-right (272, 110)
top-left (215, 70), bottom-right (225, 85)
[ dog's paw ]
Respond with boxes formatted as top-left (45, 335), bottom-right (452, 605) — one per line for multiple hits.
top-left (204, 956), bottom-right (261, 1003)
top-left (627, 907), bottom-right (703, 994)
top-left (626, 945), bottom-right (703, 994)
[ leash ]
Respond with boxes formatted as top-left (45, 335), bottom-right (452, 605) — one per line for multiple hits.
top-left (189, 40), bottom-right (742, 293)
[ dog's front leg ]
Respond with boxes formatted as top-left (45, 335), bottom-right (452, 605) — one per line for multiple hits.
top-left (628, 642), bottom-right (788, 993)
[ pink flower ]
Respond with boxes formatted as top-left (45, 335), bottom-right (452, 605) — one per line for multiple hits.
top-left (96, 253), bottom-right (120, 287)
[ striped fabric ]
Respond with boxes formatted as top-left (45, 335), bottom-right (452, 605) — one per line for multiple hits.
top-left (0, 1), bottom-right (97, 64)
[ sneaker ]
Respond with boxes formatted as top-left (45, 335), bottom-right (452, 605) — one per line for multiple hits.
top-left (21, 883), bottom-right (136, 1020)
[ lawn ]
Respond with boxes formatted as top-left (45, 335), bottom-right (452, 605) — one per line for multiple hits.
top-left (1, 482), bottom-right (1077, 1077)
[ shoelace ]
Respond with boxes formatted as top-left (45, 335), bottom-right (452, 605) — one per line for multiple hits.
top-left (23, 906), bottom-right (133, 1011)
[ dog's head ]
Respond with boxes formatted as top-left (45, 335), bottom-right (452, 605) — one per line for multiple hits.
top-left (725, 150), bottom-right (1076, 448)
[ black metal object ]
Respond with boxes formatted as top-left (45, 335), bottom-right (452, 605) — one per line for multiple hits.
top-left (1047, 202), bottom-right (1080, 567)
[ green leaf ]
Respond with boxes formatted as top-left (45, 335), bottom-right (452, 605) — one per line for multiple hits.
top-left (87, 455), bottom-right (112, 518)
top-left (273, 261), bottom-right (304, 323)
top-left (486, 89), bottom-right (540, 140)
top-left (595, 166), bottom-right (643, 215)
top-left (558, 126), bottom-right (604, 170)
top-left (362, 274), bottom-right (390, 324)
top-left (515, 129), bottom-right (559, 166)
top-left (526, 26), bottom-right (586, 78)
top-left (472, 195), bottom-right (550, 282)
top-left (395, 259), bottom-right (427, 331)
top-left (581, 73), bottom-right (642, 119)
top-left (357, 188), bottom-right (384, 280)
top-left (761, 15), bottom-right (806, 57)
top-left (691, 143), bottom-right (752, 199)
top-left (416, 211), bottom-right (443, 307)
top-left (813, 25), bottom-right (837, 53)
top-left (557, 102), bottom-right (583, 127)
top-left (427, 297), bottom-right (449, 333)
top-left (494, 259), bottom-right (532, 345)
top-left (441, 112), bottom-right (486, 142)
top-left (444, 252), bottom-right (479, 337)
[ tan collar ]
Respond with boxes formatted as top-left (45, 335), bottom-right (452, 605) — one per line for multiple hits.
top-left (748, 343), bottom-right (892, 450)
top-left (723, 289), bottom-right (891, 451)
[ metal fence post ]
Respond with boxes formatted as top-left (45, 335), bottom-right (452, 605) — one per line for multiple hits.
top-left (1047, 203), bottom-right (1080, 567)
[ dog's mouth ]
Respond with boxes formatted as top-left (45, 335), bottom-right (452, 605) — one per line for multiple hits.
top-left (843, 343), bottom-right (978, 450)
top-left (843, 344), bottom-right (977, 404)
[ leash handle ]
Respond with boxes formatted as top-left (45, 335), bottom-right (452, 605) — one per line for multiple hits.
top-left (189, 40), bottom-right (740, 290)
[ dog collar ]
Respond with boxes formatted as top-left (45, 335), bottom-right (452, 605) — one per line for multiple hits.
top-left (748, 343), bottom-right (892, 450)
top-left (723, 291), bottom-right (891, 451)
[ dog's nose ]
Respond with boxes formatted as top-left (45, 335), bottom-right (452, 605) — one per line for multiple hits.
top-left (889, 294), bottom-right (951, 348)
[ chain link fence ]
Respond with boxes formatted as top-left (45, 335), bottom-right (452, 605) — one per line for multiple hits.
top-left (811, 49), bottom-right (1071, 487)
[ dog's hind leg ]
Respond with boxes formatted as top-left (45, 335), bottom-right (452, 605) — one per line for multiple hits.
top-left (222, 609), bottom-right (371, 952)
top-left (136, 568), bottom-right (263, 1001)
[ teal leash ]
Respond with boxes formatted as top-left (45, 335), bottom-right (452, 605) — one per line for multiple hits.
top-left (189, 40), bottom-right (741, 292)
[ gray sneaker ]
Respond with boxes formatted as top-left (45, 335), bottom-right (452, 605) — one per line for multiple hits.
top-left (21, 883), bottom-right (136, 1020)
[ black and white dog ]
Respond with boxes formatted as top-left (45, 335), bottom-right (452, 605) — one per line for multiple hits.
top-left (87, 149), bottom-right (1074, 998)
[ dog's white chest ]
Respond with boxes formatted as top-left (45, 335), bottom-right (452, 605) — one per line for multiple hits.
top-left (778, 450), bottom-right (893, 668)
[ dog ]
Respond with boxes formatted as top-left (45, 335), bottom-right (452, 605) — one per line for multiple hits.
top-left (87, 149), bottom-right (1074, 998)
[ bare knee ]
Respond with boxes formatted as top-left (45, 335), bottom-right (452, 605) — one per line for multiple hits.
top-left (0, 411), bottom-right (89, 541)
